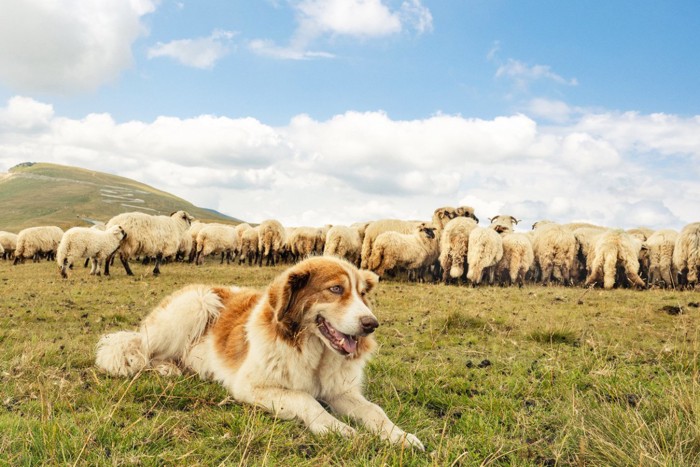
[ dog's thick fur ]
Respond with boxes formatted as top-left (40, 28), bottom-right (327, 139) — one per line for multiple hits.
top-left (95, 256), bottom-right (423, 450)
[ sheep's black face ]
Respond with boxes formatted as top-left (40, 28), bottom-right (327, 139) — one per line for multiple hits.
top-left (422, 228), bottom-right (436, 239)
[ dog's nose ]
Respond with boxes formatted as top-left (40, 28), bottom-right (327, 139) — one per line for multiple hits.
top-left (360, 316), bottom-right (379, 334)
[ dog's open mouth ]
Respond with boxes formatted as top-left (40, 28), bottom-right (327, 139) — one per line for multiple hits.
top-left (316, 316), bottom-right (357, 355)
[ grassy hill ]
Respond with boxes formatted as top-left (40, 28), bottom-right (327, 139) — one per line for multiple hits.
top-left (0, 162), bottom-right (242, 231)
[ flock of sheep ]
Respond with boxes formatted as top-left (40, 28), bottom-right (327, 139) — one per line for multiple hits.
top-left (1, 205), bottom-right (699, 290)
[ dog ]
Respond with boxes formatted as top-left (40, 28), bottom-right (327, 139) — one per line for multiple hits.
top-left (95, 256), bottom-right (424, 450)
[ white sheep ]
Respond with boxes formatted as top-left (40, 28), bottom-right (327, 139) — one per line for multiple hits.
top-left (239, 226), bottom-right (260, 266)
top-left (531, 221), bottom-right (577, 285)
top-left (0, 231), bottom-right (16, 260)
top-left (643, 229), bottom-right (679, 288)
top-left (349, 221), bottom-right (371, 244)
top-left (186, 221), bottom-right (207, 262)
top-left (495, 232), bottom-right (534, 287)
top-left (572, 227), bottom-right (608, 283)
top-left (13, 226), bottom-right (64, 264)
top-left (324, 225), bottom-right (362, 266)
top-left (257, 219), bottom-right (286, 266)
top-left (288, 226), bottom-right (329, 262)
top-left (360, 219), bottom-right (418, 269)
top-left (438, 217), bottom-right (478, 283)
top-left (105, 210), bottom-right (193, 276)
top-left (367, 222), bottom-right (439, 281)
top-left (455, 206), bottom-right (479, 223)
top-left (489, 215), bottom-right (521, 234)
top-left (234, 223), bottom-right (252, 244)
top-left (627, 227), bottom-right (654, 242)
top-left (672, 222), bottom-right (700, 288)
top-left (56, 225), bottom-right (127, 278)
top-left (194, 223), bottom-right (239, 265)
top-left (584, 229), bottom-right (646, 290)
top-left (466, 226), bottom-right (504, 285)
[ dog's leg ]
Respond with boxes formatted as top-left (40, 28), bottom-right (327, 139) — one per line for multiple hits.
top-left (237, 387), bottom-right (356, 438)
top-left (327, 392), bottom-right (425, 451)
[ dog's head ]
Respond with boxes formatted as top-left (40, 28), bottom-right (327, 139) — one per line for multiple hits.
top-left (267, 256), bottom-right (379, 358)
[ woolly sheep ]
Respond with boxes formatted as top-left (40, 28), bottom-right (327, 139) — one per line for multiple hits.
top-left (432, 207), bottom-right (459, 231)
top-left (195, 223), bottom-right (239, 265)
top-left (234, 223), bottom-right (252, 243)
top-left (288, 226), bottom-right (330, 263)
top-left (56, 225), bottom-right (127, 278)
top-left (627, 227), bottom-right (654, 242)
top-left (349, 221), bottom-right (371, 243)
top-left (0, 231), bottom-right (17, 260)
top-left (438, 217), bottom-right (478, 282)
top-left (643, 229), bottom-right (678, 288)
top-left (367, 222), bottom-right (439, 281)
top-left (672, 222), bottom-right (700, 288)
top-left (466, 226), bottom-right (503, 285)
top-left (13, 226), bottom-right (64, 264)
top-left (239, 226), bottom-right (260, 266)
top-left (585, 229), bottom-right (645, 290)
top-left (360, 219), bottom-right (418, 269)
top-left (572, 227), bottom-right (607, 283)
top-left (489, 215), bottom-right (521, 234)
top-left (563, 222), bottom-right (605, 231)
top-left (531, 221), bottom-right (577, 285)
top-left (257, 219), bottom-right (286, 266)
top-left (455, 206), bottom-right (479, 223)
top-left (105, 210), bottom-right (193, 276)
top-left (324, 225), bottom-right (362, 266)
top-left (495, 232), bottom-right (534, 287)
top-left (186, 221), bottom-right (207, 262)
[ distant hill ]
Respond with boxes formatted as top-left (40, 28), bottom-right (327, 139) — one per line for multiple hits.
top-left (0, 162), bottom-right (243, 232)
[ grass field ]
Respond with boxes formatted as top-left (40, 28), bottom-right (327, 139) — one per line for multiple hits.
top-left (1, 258), bottom-right (698, 466)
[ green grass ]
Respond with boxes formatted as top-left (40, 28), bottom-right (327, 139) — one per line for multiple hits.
top-left (1, 258), bottom-right (699, 465)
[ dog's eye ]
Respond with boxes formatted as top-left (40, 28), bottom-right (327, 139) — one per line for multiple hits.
top-left (329, 285), bottom-right (344, 295)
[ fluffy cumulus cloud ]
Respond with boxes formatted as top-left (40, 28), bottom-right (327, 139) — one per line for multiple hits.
top-left (0, 0), bottom-right (156, 93)
top-left (250, 0), bottom-right (432, 59)
top-left (147, 30), bottom-right (236, 69)
top-left (0, 96), bottom-right (697, 229)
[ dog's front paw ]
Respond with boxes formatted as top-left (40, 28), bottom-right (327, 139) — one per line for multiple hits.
top-left (401, 432), bottom-right (425, 451)
top-left (311, 420), bottom-right (357, 439)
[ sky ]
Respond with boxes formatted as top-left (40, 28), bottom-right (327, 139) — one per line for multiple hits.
top-left (0, 0), bottom-right (698, 230)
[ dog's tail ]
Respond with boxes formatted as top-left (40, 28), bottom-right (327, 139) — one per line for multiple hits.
top-left (95, 285), bottom-right (224, 376)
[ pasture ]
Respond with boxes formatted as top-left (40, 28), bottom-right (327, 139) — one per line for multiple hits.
top-left (0, 258), bottom-right (698, 466)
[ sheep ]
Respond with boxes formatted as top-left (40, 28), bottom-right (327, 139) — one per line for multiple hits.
top-left (360, 219), bottom-right (418, 269)
top-left (572, 227), bottom-right (608, 283)
top-left (367, 222), bottom-right (439, 281)
top-left (186, 221), bottom-right (207, 263)
top-left (349, 221), bottom-right (371, 243)
top-left (257, 219), bottom-right (286, 266)
top-left (324, 225), bottom-right (362, 266)
top-left (531, 221), bottom-right (577, 285)
top-left (495, 233), bottom-right (534, 287)
top-left (0, 243), bottom-right (4, 258)
top-left (56, 225), bottom-right (127, 278)
top-left (234, 223), bottom-right (252, 243)
top-left (563, 222), bottom-right (605, 231)
top-left (584, 229), bottom-right (646, 290)
top-left (643, 229), bottom-right (679, 288)
top-left (288, 226), bottom-right (330, 263)
top-left (0, 231), bottom-right (16, 260)
top-left (455, 206), bottom-right (479, 223)
top-left (438, 217), bottom-right (478, 283)
top-left (432, 207), bottom-right (459, 231)
top-left (105, 210), bottom-right (193, 276)
top-left (194, 223), bottom-right (239, 265)
top-left (239, 226), bottom-right (260, 266)
top-left (466, 226), bottom-right (504, 286)
top-left (13, 226), bottom-right (64, 264)
top-left (489, 215), bottom-right (521, 234)
top-left (176, 227), bottom-right (194, 262)
top-left (627, 227), bottom-right (654, 242)
top-left (672, 222), bottom-right (700, 288)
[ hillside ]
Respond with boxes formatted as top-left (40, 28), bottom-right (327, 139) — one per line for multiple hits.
top-left (0, 162), bottom-right (242, 231)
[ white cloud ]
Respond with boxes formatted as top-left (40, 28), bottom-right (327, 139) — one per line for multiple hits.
top-left (250, 0), bottom-right (432, 60)
top-left (496, 58), bottom-right (578, 88)
top-left (147, 30), bottom-right (236, 69)
top-left (0, 96), bottom-right (696, 230)
top-left (0, 0), bottom-right (156, 93)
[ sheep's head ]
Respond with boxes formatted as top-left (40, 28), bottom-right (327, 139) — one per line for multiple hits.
top-left (456, 206), bottom-right (478, 223)
top-left (171, 210), bottom-right (194, 226)
top-left (417, 223), bottom-right (436, 239)
top-left (493, 225), bottom-right (511, 234)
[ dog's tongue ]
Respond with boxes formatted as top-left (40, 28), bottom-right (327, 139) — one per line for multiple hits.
top-left (341, 336), bottom-right (357, 354)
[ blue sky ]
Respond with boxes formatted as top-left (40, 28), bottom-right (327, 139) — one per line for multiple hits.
top-left (0, 0), bottom-right (698, 229)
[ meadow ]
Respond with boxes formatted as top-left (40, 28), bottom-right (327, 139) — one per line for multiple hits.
top-left (0, 258), bottom-right (698, 466)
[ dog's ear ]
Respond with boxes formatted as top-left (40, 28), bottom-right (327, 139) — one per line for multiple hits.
top-left (269, 268), bottom-right (311, 323)
top-left (361, 269), bottom-right (379, 294)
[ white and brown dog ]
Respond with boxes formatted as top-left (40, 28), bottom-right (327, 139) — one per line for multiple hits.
top-left (96, 256), bottom-right (424, 450)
